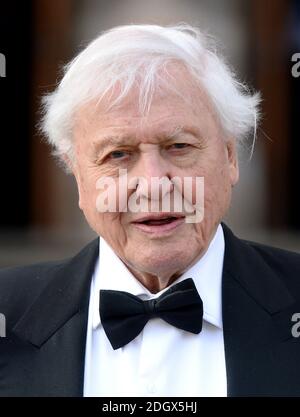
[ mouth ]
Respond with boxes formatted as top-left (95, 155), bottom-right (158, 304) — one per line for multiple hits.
top-left (131, 214), bottom-right (186, 235)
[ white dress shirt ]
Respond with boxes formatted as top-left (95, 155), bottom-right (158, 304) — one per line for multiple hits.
top-left (83, 224), bottom-right (227, 397)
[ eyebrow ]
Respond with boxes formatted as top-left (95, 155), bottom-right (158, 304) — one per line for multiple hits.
top-left (167, 126), bottom-right (201, 140)
top-left (93, 126), bottom-right (202, 153)
top-left (91, 135), bottom-right (134, 156)
top-left (93, 136), bottom-right (132, 150)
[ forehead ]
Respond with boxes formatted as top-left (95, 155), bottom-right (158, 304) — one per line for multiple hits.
top-left (73, 67), bottom-right (222, 144)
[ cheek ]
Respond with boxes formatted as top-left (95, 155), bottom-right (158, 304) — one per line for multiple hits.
top-left (78, 177), bottom-right (125, 232)
top-left (80, 178), bottom-right (98, 213)
top-left (77, 164), bottom-right (111, 209)
top-left (100, 213), bottom-right (122, 231)
top-left (177, 177), bottom-right (204, 216)
top-left (99, 213), bottom-right (128, 253)
top-left (203, 170), bottom-right (232, 215)
top-left (189, 159), bottom-right (232, 214)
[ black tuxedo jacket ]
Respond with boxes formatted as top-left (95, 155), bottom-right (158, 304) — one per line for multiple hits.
top-left (1, 223), bottom-right (300, 397)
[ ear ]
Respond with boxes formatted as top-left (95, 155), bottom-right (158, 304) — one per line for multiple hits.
top-left (62, 153), bottom-right (84, 211)
top-left (226, 139), bottom-right (239, 186)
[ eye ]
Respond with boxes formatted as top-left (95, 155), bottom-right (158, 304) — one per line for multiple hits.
top-left (170, 143), bottom-right (190, 149)
top-left (108, 150), bottom-right (128, 159)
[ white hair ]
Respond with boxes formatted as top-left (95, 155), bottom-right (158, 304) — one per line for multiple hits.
top-left (40, 23), bottom-right (261, 170)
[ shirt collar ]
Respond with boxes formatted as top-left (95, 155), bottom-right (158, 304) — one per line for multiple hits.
top-left (91, 224), bottom-right (225, 330)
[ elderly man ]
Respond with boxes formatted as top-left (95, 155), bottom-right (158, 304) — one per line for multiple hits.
top-left (0, 24), bottom-right (300, 397)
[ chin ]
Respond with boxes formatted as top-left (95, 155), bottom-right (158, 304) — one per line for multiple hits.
top-left (134, 248), bottom-right (194, 276)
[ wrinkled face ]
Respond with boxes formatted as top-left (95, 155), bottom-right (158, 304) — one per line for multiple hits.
top-left (71, 68), bottom-right (239, 287)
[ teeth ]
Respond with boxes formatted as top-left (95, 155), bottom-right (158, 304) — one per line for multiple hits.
top-left (144, 217), bottom-right (175, 225)
top-left (145, 217), bottom-right (174, 222)
top-left (135, 216), bottom-right (184, 224)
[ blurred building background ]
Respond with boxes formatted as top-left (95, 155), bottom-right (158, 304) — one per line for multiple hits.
top-left (0, 0), bottom-right (299, 267)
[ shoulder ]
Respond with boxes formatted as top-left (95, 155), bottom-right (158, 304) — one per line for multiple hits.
top-left (240, 237), bottom-right (300, 296)
top-left (0, 258), bottom-right (67, 287)
top-left (0, 238), bottom-right (99, 288)
top-left (222, 222), bottom-right (300, 270)
top-left (222, 222), bottom-right (300, 294)
top-left (0, 258), bottom-right (69, 322)
top-left (0, 238), bottom-right (99, 323)
top-left (244, 238), bottom-right (300, 272)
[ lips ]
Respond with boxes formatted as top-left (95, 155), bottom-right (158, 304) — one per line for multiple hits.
top-left (133, 213), bottom-right (185, 224)
top-left (141, 217), bottom-right (178, 225)
top-left (131, 213), bottom-right (186, 235)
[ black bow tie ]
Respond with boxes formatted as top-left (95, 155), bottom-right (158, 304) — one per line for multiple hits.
top-left (99, 278), bottom-right (203, 350)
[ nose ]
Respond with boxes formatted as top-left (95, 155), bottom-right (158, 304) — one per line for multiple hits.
top-left (132, 149), bottom-right (174, 201)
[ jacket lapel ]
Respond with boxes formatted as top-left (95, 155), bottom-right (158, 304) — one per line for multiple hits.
top-left (11, 238), bottom-right (99, 396)
top-left (221, 224), bottom-right (300, 396)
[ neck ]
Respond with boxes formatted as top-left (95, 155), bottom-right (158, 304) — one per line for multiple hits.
top-left (126, 267), bottom-right (183, 293)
